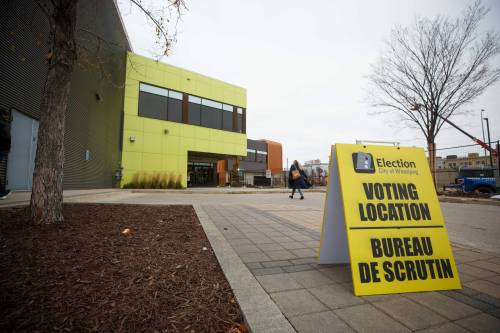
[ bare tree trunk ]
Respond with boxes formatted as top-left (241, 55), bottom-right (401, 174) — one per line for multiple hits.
top-left (30, 1), bottom-right (78, 224)
top-left (427, 141), bottom-right (437, 190)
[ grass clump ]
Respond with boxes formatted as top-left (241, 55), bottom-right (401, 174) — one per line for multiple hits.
top-left (123, 171), bottom-right (184, 189)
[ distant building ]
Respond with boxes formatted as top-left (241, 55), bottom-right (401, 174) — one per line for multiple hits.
top-left (217, 139), bottom-right (283, 186)
top-left (439, 153), bottom-right (498, 170)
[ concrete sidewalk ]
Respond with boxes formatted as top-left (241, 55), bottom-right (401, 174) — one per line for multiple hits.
top-left (203, 203), bottom-right (500, 333)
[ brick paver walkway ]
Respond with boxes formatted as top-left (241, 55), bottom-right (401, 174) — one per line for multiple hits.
top-left (204, 203), bottom-right (500, 333)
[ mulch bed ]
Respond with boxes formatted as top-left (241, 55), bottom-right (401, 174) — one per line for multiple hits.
top-left (0, 204), bottom-right (244, 332)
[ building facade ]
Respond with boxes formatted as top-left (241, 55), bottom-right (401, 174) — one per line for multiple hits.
top-left (1, 0), bottom-right (129, 190)
top-left (121, 53), bottom-right (247, 188)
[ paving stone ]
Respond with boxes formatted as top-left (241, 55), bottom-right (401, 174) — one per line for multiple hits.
top-left (458, 264), bottom-right (498, 279)
top-left (271, 289), bottom-right (327, 317)
top-left (372, 297), bottom-right (447, 330)
top-left (465, 280), bottom-right (500, 299)
top-left (257, 243), bottom-right (284, 251)
top-left (486, 307), bottom-right (500, 319)
top-left (455, 313), bottom-right (500, 333)
top-left (459, 272), bottom-right (480, 283)
top-left (290, 235), bottom-right (314, 242)
top-left (290, 248), bottom-right (317, 258)
top-left (228, 238), bottom-right (252, 246)
top-left (246, 262), bottom-right (263, 269)
top-left (302, 240), bottom-right (320, 248)
top-left (406, 291), bottom-right (481, 320)
top-left (261, 260), bottom-right (292, 268)
top-left (256, 273), bottom-right (302, 293)
top-left (418, 322), bottom-right (469, 333)
top-left (289, 311), bottom-right (354, 333)
top-left (361, 293), bottom-right (406, 303)
top-left (454, 254), bottom-right (478, 264)
top-left (239, 251), bottom-right (271, 263)
top-left (283, 264), bottom-right (314, 273)
top-left (251, 236), bottom-right (275, 244)
top-left (474, 292), bottom-right (500, 308)
top-left (289, 270), bottom-right (334, 288)
top-left (455, 250), bottom-right (495, 261)
top-left (487, 257), bottom-right (500, 265)
top-left (271, 236), bottom-right (297, 243)
top-left (439, 290), bottom-right (492, 311)
top-left (253, 267), bottom-right (284, 276)
top-left (265, 250), bottom-right (297, 261)
top-left (334, 303), bottom-right (410, 333)
top-left (309, 283), bottom-right (365, 309)
top-left (468, 261), bottom-right (500, 274)
top-left (318, 265), bottom-right (352, 283)
top-left (485, 275), bottom-right (500, 285)
top-left (232, 244), bottom-right (261, 254)
top-left (290, 257), bottom-right (317, 265)
top-left (280, 241), bottom-right (308, 250)
top-left (458, 286), bottom-right (482, 296)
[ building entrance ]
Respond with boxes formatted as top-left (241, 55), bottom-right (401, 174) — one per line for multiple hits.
top-left (187, 162), bottom-right (216, 187)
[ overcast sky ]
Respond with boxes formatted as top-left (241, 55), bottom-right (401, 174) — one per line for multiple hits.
top-left (118, 0), bottom-right (500, 165)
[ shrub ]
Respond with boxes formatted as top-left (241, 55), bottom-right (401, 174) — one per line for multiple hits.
top-left (175, 174), bottom-right (183, 189)
top-left (123, 171), bottom-right (184, 189)
top-left (159, 172), bottom-right (169, 188)
top-left (167, 172), bottom-right (176, 189)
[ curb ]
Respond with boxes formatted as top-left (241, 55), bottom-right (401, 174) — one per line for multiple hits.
top-left (193, 205), bottom-right (296, 333)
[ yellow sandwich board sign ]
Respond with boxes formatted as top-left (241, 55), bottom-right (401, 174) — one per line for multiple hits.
top-left (318, 143), bottom-right (461, 296)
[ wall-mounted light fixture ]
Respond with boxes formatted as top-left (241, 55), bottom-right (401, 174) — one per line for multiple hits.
top-left (164, 129), bottom-right (169, 135)
top-left (129, 136), bottom-right (136, 142)
top-left (95, 92), bottom-right (103, 102)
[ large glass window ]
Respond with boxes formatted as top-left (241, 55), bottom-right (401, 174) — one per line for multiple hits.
top-left (201, 99), bottom-right (223, 129)
top-left (167, 90), bottom-right (182, 122)
top-left (138, 91), bottom-right (167, 121)
top-left (188, 95), bottom-right (201, 126)
top-left (138, 83), bottom-right (183, 123)
top-left (257, 151), bottom-right (267, 163)
top-left (236, 107), bottom-right (243, 133)
top-left (246, 148), bottom-right (256, 162)
top-left (222, 104), bottom-right (233, 131)
top-left (138, 85), bottom-right (245, 133)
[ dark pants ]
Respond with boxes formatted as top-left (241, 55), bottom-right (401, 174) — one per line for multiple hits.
top-left (0, 152), bottom-right (8, 195)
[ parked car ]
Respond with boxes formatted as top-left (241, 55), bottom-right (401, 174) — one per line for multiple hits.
top-left (453, 167), bottom-right (497, 193)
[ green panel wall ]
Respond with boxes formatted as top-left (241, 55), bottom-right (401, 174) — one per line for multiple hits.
top-left (121, 52), bottom-right (247, 187)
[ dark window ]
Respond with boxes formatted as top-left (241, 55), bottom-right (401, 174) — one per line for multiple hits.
top-left (188, 95), bottom-right (201, 126)
top-left (236, 113), bottom-right (243, 133)
top-left (222, 104), bottom-right (233, 131)
top-left (167, 98), bottom-right (182, 122)
top-left (201, 105), bottom-right (222, 129)
top-left (138, 91), bottom-right (167, 120)
top-left (257, 152), bottom-right (267, 163)
top-left (246, 150), bottom-right (256, 162)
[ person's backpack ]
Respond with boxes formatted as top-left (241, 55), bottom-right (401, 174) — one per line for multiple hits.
top-left (291, 169), bottom-right (301, 180)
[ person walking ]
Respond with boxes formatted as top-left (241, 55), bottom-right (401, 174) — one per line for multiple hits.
top-left (0, 108), bottom-right (12, 199)
top-left (288, 160), bottom-right (306, 200)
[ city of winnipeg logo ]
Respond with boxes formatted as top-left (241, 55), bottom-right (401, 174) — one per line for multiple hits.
top-left (352, 152), bottom-right (419, 175)
top-left (352, 152), bottom-right (375, 173)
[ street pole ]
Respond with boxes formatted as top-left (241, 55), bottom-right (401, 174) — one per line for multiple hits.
top-left (484, 117), bottom-right (493, 167)
top-left (481, 109), bottom-right (486, 157)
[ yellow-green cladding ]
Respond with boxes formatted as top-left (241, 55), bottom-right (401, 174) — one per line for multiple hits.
top-left (121, 52), bottom-right (247, 187)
